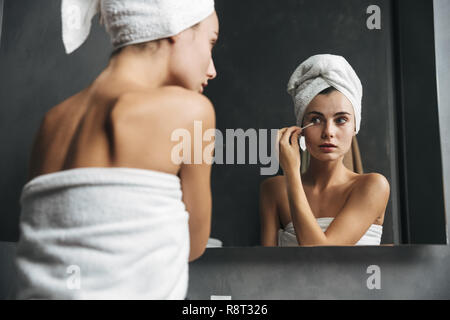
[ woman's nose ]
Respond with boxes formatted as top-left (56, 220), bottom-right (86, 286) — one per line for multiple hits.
top-left (321, 120), bottom-right (335, 138)
top-left (207, 59), bottom-right (217, 80)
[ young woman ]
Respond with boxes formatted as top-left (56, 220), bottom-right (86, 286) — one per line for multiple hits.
top-left (15, 0), bottom-right (219, 299)
top-left (260, 54), bottom-right (390, 247)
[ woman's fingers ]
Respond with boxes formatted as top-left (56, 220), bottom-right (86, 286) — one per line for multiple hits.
top-left (277, 127), bottom-right (289, 145)
top-left (280, 127), bottom-right (294, 145)
top-left (280, 126), bottom-right (301, 146)
top-left (277, 126), bottom-right (303, 171)
top-left (277, 127), bottom-right (288, 139)
top-left (290, 128), bottom-right (302, 146)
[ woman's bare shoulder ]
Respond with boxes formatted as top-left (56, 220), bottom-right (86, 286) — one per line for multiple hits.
top-left (260, 175), bottom-right (285, 190)
top-left (111, 86), bottom-right (215, 125)
top-left (36, 89), bottom-right (90, 139)
top-left (351, 173), bottom-right (390, 225)
top-left (354, 172), bottom-right (390, 193)
top-left (350, 173), bottom-right (390, 218)
top-left (260, 176), bottom-right (288, 204)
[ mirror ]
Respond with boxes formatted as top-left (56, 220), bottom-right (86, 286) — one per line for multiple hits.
top-left (204, 0), bottom-right (447, 247)
top-left (0, 0), bottom-right (446, 247)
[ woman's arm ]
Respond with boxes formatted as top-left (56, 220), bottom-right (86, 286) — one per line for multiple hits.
top-left (286, 170), bottom-right (389, 245)
top-left (278, 126), bottom-right (327, 245)
top-left (178, 93), bottom-right (216, 262)
top-left (259, 178), bottom-right (281, 246)
top-left (284, 169), bottom-right (329, 245)
top-left (319, 173), bottom-right (390, 245)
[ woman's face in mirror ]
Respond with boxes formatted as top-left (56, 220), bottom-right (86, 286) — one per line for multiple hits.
top-left (301, 90), bottom-right (356, 161)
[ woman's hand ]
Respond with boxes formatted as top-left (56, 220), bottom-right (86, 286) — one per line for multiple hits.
top-left (277, 126), bottom-right (303, 174)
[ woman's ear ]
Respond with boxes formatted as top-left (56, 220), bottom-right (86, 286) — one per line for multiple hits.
top-left (169, 32), bottom-right (185, 44)
top-left (169, 27), bottom-right (195, 45)
top-left (168, 35), bottom-right (177, 44)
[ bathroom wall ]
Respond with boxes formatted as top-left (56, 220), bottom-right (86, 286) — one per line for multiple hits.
top-left (0, 242), bottom-right (16, 299)
top-left (434, 0), bottom-right (450, 243)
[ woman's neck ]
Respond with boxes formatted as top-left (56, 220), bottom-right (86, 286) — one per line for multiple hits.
top-left (302, 156), bottom-right (351, 192)
top-left (98, 45), bottom-right (173, 91)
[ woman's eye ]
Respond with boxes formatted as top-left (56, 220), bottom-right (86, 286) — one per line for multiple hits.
top-left (336, 117), bottom-right (348, 124)
top-left (311, 117), bottom-right (321, 124)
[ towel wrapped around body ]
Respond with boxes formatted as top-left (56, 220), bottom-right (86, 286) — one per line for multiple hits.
top-left (278, 217), bottom-right (382, 246)
top-left (14, 167), bottom-right (190, 300)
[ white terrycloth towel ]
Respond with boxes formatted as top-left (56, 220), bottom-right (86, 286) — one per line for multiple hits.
top-left (14, 167), bottom-right (190, 300)
top-left (287, 54), bottom-right (363, 135)
top-left (278, 218), bottom-right (382, 246)
top-left (62, 0), bottom-right (215, 54)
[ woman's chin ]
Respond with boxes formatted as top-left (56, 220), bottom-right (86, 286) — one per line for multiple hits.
top-left (309, 150), bottom-right (341, 162)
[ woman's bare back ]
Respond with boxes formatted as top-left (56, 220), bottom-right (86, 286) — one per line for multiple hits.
top-left (27, 78), bottom-right (206, 183)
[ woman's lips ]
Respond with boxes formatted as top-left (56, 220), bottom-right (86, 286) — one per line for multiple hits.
top-left (319, 145), bottom-right (337, 153)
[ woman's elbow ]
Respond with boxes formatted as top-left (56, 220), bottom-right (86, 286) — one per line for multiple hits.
top-left (188, 246), bottom-right (207, 262)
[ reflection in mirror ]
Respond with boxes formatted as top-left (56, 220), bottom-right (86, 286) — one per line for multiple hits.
top-left (260, 54), bottom-right (390, 247)
top-left (207, 0), bottom-right (447, 247)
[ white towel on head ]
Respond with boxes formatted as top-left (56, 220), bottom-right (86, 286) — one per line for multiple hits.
top-left (62, 0), bottom-right (215, 54)
top-left (14, 167), bottom-right (190, 300)
top-left (287, 54), bottom-right (363, 135)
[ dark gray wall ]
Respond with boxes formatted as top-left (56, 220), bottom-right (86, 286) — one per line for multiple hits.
top-left (0, 241), bottom-right (16, 299)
